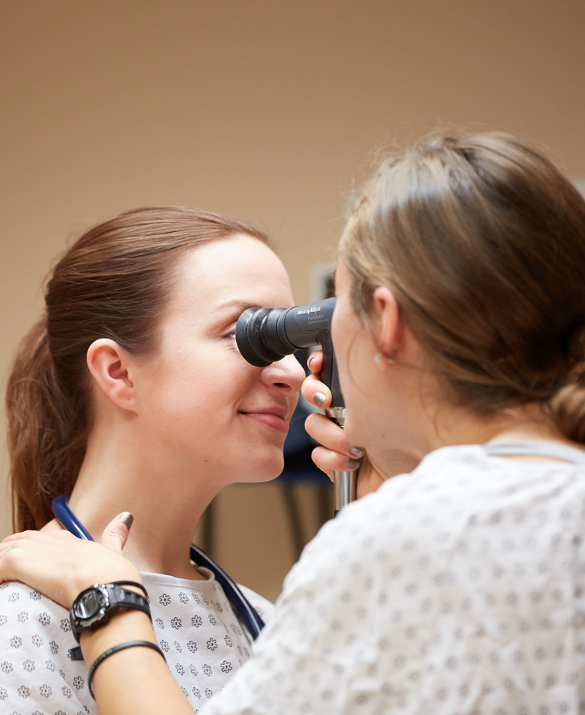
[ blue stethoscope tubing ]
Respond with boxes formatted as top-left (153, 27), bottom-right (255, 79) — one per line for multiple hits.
top-left (51, 496), bottom-right (265, 640)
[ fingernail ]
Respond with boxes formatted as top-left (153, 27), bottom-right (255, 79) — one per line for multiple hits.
top-left (349, 446), bottom-right (364, 458)
top-left (347, 459), bottom-right (360, 470)
top-left (314, 391), bottom-right (327, 408)
top-left (119, 512), bottom-right (134, 529)
top-left (307, 354), bottom-right (315, 369)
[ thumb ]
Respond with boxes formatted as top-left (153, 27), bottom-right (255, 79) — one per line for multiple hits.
top-left (100, 512), bottom-right (134, 553)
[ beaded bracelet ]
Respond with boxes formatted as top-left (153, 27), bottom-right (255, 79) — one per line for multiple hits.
top-left (88, 640), bottom-right (166, 699)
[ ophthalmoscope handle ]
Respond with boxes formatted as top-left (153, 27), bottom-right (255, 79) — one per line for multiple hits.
top-left (318, 332), bottom-right (357, 516)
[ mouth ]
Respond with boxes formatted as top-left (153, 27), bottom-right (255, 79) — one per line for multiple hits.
top-left (239, 407), bottom-right (291, 435)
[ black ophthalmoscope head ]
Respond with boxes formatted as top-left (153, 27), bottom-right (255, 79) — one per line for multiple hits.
top-left (235, 306), bottom-right (291, 368)
top-left (235, 297), bottom-right (343, 408)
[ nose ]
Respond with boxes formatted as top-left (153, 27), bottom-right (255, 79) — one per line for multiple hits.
top-left (260, 354), bottom-right (306, 396)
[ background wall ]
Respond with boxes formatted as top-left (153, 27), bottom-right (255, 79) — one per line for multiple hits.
top-left (1, 0), bottom-right (584, 600)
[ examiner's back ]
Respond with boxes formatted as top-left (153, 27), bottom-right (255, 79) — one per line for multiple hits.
top-left (203, 444), bottom-right (585, 713)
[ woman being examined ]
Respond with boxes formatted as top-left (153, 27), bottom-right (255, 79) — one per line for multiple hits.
top-left (0, 207), bottom-right (306, 713)
top-left (4, 131), bottom-right (585, 713)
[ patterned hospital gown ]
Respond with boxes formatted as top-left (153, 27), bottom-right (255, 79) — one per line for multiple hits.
top-left (201, 444), bottom-right (585, 714)
top-left (0, 567), bottom-right (273, 714)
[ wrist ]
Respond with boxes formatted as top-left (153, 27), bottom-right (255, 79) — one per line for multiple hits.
top-left (70, 581), bottom-right (150, 644)
top-left (79, 609), bottom-right (157, 665)
top-left (68, 568), bottom-right (143, 608)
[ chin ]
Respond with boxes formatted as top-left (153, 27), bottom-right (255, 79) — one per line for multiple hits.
top-left (343, 415), bottom-right (363, 448)
top-left (236, 452), bottom-right (285, 484)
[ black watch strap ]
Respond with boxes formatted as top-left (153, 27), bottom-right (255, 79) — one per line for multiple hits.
top-left (111, 580), bottom-right (149, 598)
top-left (70, 583), bottom-right (151, 644)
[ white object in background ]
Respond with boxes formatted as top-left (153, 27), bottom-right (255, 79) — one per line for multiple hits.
top-left (573, 178), bottom-right (585, 199)
top-left (311, 262), bottom-right (337, 302)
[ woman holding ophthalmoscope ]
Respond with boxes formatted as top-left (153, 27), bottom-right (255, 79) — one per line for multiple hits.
top-left (4, 130), bottom-right (585, 714)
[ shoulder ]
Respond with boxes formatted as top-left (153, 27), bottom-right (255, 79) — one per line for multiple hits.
top-left (236, 585), bottom-right (275, 624)
top-left (0, 580), bottom-right (70, 627)
top-left (0, 580), bottom-right (74, 651)
top-left (0, 581), bottom-right (92, 709)
top-left (357, 443), bottom-right (585, 529)
top-left (275, 448), bottom-right (478, 590)
top-left (274, 443), bottom-right (585, 614)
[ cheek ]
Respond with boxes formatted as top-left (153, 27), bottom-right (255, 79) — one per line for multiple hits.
top-left (332, 303), bottom-right (356, 373)
top-left (333, 310), bottom-right (380, 445)
top-left (332, 302), bottom-right (366, 394)
top-left (144, 349), bottom-right (247, 424)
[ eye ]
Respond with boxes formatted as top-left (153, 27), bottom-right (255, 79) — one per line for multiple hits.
top-left (227, 331), bottom-right (241, 355)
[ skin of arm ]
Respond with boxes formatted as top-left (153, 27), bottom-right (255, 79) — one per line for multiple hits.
top-left (80, 611), bottom-right (192, 715)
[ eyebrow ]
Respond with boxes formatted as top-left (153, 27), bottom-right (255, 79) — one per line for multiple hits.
top-left (210, 299), bottom-right (262, 316)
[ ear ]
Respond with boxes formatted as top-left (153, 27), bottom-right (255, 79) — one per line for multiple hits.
top-left (371, 286), bottom-right (404, 359)
top-left (86, 339), bottom-right (138, 414)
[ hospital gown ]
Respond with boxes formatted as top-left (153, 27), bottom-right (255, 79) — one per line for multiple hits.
top-left (202, 444), bottom-right (585, 714)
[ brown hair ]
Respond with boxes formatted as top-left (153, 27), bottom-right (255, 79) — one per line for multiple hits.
top-left (6, 206), bottom-right (271, 532)
top-left (340, 131), bottom-right (585, 440)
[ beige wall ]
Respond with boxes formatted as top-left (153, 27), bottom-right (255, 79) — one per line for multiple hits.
top-left (1, 0), bottom-right (584, 599)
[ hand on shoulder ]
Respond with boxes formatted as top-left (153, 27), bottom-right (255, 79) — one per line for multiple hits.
top-left (0, 514), bottom-right (142, 608)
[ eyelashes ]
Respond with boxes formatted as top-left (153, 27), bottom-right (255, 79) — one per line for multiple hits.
top-left (227, 332), bottom-right (241, 355)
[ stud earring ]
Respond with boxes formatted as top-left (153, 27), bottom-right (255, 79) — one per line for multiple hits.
top-left (375, 353), bottom-right (396, 365)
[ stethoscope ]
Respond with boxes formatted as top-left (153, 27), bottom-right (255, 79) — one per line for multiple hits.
top-left (51, 495), bottom-right (265, 640)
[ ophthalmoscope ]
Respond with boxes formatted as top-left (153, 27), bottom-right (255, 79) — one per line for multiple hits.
top-left (235, 297), bottom-right (356, 515)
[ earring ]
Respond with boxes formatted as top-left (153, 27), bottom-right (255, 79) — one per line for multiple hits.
top-left (374, 353), bottom-right (381, 364)
top-left (375, 353), bottom-right (395, 365)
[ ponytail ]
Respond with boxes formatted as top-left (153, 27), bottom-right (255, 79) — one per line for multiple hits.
top-left (6, 314), bottom-right (89, 532)
top-left (547, 330), bottom-right (585, 444)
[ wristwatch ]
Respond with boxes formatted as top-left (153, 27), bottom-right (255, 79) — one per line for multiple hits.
top-left (69, 581), bottom-right (151, 643)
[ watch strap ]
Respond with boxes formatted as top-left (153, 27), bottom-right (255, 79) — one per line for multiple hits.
top-left (110, 580), bottom-right (148, 598)
top-left (70, 583), bottom-right (151, 643)
top-left (106, 583), bottom-right (151, 615)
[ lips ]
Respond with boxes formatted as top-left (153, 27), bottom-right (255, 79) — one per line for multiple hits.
top-left (239, 405), bottom-right (291, 434)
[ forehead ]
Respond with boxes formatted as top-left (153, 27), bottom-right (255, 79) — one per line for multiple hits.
top-left (170, 234), bottom-right (293, 315)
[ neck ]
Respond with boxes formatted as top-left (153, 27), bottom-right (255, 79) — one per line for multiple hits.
top-left (426, 401), bottom-right (570, 453)
top-left (61, 416), bottom-right (224, 580)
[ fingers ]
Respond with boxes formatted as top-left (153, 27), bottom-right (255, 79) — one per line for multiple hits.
top-left (100, 512), bottom-right (134, 553)
top-left (0, 540), bottom-right (20, 584)
top-left (0, 527), bottom-right (142, 607)
top-left (302, 351), bottom-right (332, 409)
top-left (306, 350), bottom-right (323, 374)
top-left (305, 413), bottom-right (363, 458)
top-left (302, 373), bottom-right (332, 409)
top-left (305, 412), bottom-right (364, 478)
top-left (1, 529), bottom-right (51, 544)
top-left (311, 446), bottom-right (361, 479)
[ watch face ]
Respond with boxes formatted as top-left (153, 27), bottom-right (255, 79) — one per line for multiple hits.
top-left (74, 589), bottom-right (107, 620)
